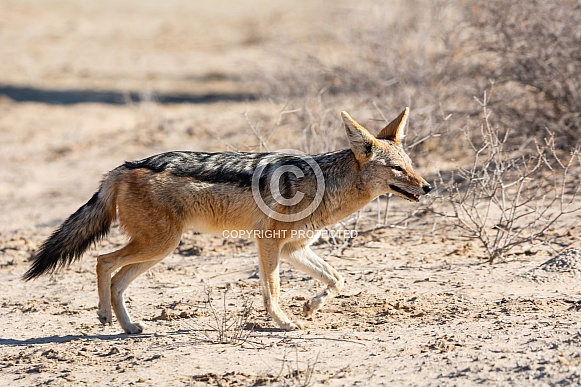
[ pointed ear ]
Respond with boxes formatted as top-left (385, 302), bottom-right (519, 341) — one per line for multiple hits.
top-left (376, 107), bottom-right (409, 143)
top-left (341, 111), bottom-right (378, 161)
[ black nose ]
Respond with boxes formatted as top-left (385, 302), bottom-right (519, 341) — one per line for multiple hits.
top-left (422, 184), bottom-right (432, 194)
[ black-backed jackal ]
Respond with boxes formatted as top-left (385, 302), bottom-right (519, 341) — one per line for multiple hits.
top-left (24, 108), bottom-right (431, 334)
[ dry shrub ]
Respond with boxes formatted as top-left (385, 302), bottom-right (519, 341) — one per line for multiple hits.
top-left (435, 92), bottom-right (581, 262)
top-left (255, 0), bottom-right (580, 154)
top-left (464, 0), bottom-right (581, 150)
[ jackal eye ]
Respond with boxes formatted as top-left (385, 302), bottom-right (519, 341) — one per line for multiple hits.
top-left (391, 165), bottom-right (404, 172)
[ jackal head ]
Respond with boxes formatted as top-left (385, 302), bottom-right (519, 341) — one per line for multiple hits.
top-left (341, 108), bottom-right (431, 202)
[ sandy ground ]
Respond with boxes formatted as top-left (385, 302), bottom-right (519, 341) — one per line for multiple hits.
top-left (1, 1), bottom-right (581, 386)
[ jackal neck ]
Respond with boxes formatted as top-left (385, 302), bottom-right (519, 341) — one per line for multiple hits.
top-left (312, 149), bottom-right (373, 226)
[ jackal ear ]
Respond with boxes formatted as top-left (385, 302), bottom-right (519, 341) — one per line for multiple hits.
top-left (376, 107), bottom-right (409, 143)
top-left (341, 111), bottom-right (378, 160)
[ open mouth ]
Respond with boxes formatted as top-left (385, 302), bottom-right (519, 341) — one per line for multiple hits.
top-left (389, 185), bottom-right (420, 202)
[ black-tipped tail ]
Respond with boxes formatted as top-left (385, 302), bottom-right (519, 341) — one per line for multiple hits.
top-left (23, 189), bottom-right (116, 281)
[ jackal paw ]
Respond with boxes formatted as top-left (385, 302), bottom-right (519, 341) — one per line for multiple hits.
top-left (123, 322), bottom-right (145, 335)
top-left (280, 321), bottom-right (303, 331)
top-left (97, 309), bottom-right (112, 325)
top-left (303, 299), bottom-right (321, 318)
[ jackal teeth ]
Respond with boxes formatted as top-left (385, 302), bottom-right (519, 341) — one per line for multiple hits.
top-left (389, 185), bottom-right (420, 202)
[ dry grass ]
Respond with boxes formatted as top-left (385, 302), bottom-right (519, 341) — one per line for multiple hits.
top-left (182, 284), bottom-right (254, 346)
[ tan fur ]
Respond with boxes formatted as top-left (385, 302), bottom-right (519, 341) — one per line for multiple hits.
top-left (26, 108), bottom-right (431, 333)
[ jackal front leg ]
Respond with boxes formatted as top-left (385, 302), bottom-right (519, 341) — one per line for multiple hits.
top-left (256, 238), bottom-right (301, 331)
top-left (281, 243), bottom-right (344, 317)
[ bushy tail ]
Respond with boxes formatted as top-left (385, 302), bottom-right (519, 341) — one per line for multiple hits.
top-left (23, 175), bottom-right (118, 281)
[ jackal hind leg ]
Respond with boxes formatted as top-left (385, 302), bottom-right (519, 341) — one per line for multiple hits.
top-left (281, 243), bottom-right (344, 318)
top-left (96, 239), bottom-right (178, 334)
top-left (110, 259), bottom-right (163, 334)
top-left (256, 238), bottom-right (301, 331)
top-left (96, 247), bottom-right (131, 327)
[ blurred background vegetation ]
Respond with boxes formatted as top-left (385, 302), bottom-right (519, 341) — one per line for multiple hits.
top-left (252, 0), bottom-right (580, 157)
